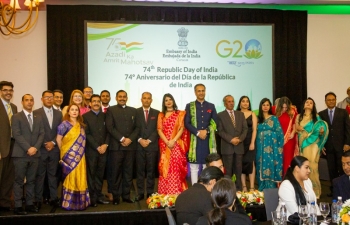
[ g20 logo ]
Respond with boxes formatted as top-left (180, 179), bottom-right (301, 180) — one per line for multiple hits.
top-left (216, 39), bottom-right (263, 59)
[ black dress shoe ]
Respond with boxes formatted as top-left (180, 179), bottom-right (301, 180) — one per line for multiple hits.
top-left (122, 198), bottom-right (135, 203)
top-left (113, 199), bottom-right (120, 205)
top-left (146, 193), bottom-right (153, 198)
top-left (43, 198), bottom-right (50, 205)
top-left (135, 194), bottom-right (144, 201)
top-left (34, 202), bottom-right (42, 210)
top-left (90, 201), bottom-right (97, 207)
top-left (14, 207), bottom-right (27, 215)
top-left (26, 205), bottom-right (39, 213)
top-left (50, 198), bottom-right (61, 207)
top-left (97, 199), bottom-right (110, 205)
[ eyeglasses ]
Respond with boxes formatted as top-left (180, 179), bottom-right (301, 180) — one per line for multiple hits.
top-left (54, 96), bottom-right (63, 99)
top-left (84, 91), bottom-right (93, 94)
top-left (1, 89), bottom-right (14, 93)
top-left (73, 95), bottom-right (82, 98)
top-left (43, 96), bottom-right (53, 99)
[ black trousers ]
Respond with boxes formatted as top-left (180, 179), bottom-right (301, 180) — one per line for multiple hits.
top-left (136, 150), bottom-right (158, 196)
top-left (109, 150), bottom-right (135, 200)
top-left (86, 149), bottom-right (107, 202)
top-left (326, 147), bottom-right (344, 191)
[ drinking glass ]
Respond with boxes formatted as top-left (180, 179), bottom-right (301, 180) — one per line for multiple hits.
top-left (271, 210), bottom-right (281, 225)
top-left (319, 202), bottom-right (330, 222)
top-left (298, 205), bottom-right (309, 225)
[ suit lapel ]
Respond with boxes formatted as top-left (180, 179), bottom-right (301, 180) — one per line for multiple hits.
top-left (20, 111), bottom-right (32, 133)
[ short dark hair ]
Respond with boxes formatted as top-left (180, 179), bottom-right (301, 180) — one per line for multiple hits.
top-left (42, 90), bottom-right (53, 97)
top-left (222, 94), bottom-right (233, 104)
top-left (53, 89), bottom-right (63, 95)
top-left (116, 90), bottom-right (127, 97)
top-left (90, 94), bottom-right (101, 101)
top-left (325, 92), bottom-right (337, 100)
top-left (84, 86), bottom-right (93, 91)
top-left (194, 83), bottom-right (205, 91)
top-left (197, 166), bottom-right (224, 185)
top-left (22, 94), bottom-right (33, 101)
top-left (343, 151), bottom-right (350, 158)
top-left (142, 92), bottom-right (152, 98)
top-left (0, 81), bottom-right (14, 90)
top-left (100, 90), bottom-right (110, 96)
top-left (205, 153), bottom-right (222, 167)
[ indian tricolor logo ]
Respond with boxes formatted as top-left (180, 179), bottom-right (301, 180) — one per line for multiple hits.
top-left (119, 42), bottom-right (143, 53)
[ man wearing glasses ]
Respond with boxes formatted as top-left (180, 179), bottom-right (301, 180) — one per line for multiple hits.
top-left (319, 92), bottom-right (350, 197)
top-left (83, 87), bottom-right (93, 108)
top-left (0, 81), bottom-right (17, 212)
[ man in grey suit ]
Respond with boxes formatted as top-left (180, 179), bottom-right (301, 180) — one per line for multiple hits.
top-left (11, 94), bottom-right (44, 215)
top-left (217, 95), bottom-right (248, 191)
top-left (0, 81), bottom-right (17, 211)
top-left (134, 92), bottom-right (160, 201)
top-left (34, 90), bottom-right (62, 208)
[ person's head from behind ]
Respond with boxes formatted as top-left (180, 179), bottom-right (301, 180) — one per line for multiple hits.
top-left (342, 151), bottom-right (350, 176)
top-left (197, 166), bottom-right (224, 192)
top-left (205, 153), bottom-right (224, 173)
top-left (208, 178), bottom-right (237, 225)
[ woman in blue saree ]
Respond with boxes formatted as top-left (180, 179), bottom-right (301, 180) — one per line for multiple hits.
top-left (296, 97), bottom-right (328, 198)
top-left (56, 104), bottom-right (90, 210)
top-left (256, 98), bottom-right (284, 191)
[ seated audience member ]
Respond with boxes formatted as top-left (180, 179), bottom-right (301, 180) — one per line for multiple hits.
top-left (176, 166), bottom-right (224, 225)
top-left (333, 151), bottom-right (350, 201)
top-left (205, 153), bottom-right (246, 214)
top-left (196, 178), bottom-right (252, 225)
top-left (276, 156), bottom-right (321, 217)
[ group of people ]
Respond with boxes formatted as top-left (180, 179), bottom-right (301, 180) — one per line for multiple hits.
top-left (1, 79), bottom-right (350, 219)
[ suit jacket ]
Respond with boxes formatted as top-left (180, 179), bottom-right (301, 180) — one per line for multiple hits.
top-left (34, 107), bottom-right (62, 154)
top-left (0, 100), bottom-right (17, 158)
top-left (333, 174), bottom-right (350, 201)
top-left (11, 111), bottom-right (44, 158)
top-left (217, 110), bottom-right (248, 154)
top-left (83, 110), bottom-right (110, 153)
top-left (105, 105), bottom-right (139, 151)
top-left (319, 107), bottom-right (350, 152)
top-left (136, 107), bottom-right (160, 152)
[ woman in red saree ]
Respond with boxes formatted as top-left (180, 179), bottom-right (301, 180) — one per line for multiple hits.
top-left (275, 97), bottom-right (298, 176)
top-left (157, 93), bottom-right (189, 195)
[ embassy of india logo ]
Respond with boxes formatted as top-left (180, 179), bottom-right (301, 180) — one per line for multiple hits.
top-left (244, 39), bottom-right (263, 59)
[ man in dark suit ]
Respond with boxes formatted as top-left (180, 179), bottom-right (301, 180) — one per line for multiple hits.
top-left (333, 150), bottom-right (350, 201)
top-left (0, 81), bottom-right (17, 211)
top-left (52, 89), bottom-right (63, 111)
top-left (83, 94), bottom-right (110, 207)
top-left (319, 92), bottom-right (350, 196)
top-left (106, 90), bottom-right (139, 204)
top-left (34, 90), bottom-right (62, 209)
top-left (134, 92), bottom-right (160, 201)
top-left (217, 95), bottom-right (248, 191)
top-left (185, 84), bottom-right (218, 185)
top-left (11, 94), bottom-right (44, 215)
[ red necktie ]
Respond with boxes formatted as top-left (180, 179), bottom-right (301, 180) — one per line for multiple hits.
top-left (103, 108), bottom-right (107, 113)
top-left (145, 110), bottom-right (149, 123)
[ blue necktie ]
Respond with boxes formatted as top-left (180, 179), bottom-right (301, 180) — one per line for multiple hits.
top-left (329, 109), bottom-right (333, 125)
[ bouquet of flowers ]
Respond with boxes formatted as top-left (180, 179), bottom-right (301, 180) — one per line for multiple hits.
top-left (236, 190), bottom-right (264, 208)
top-left (339, 199), bottom-right (350, 225)
top-left (146, 193), bottom-right (178, 209)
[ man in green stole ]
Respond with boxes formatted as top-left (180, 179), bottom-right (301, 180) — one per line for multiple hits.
top-left (185, 84), bottom-right (218, 185)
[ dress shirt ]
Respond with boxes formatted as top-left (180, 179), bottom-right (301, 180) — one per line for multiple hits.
top-left (1, 97), bottom-right (12, 114)
top-left (53, 105), bottom-right (61, 111)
